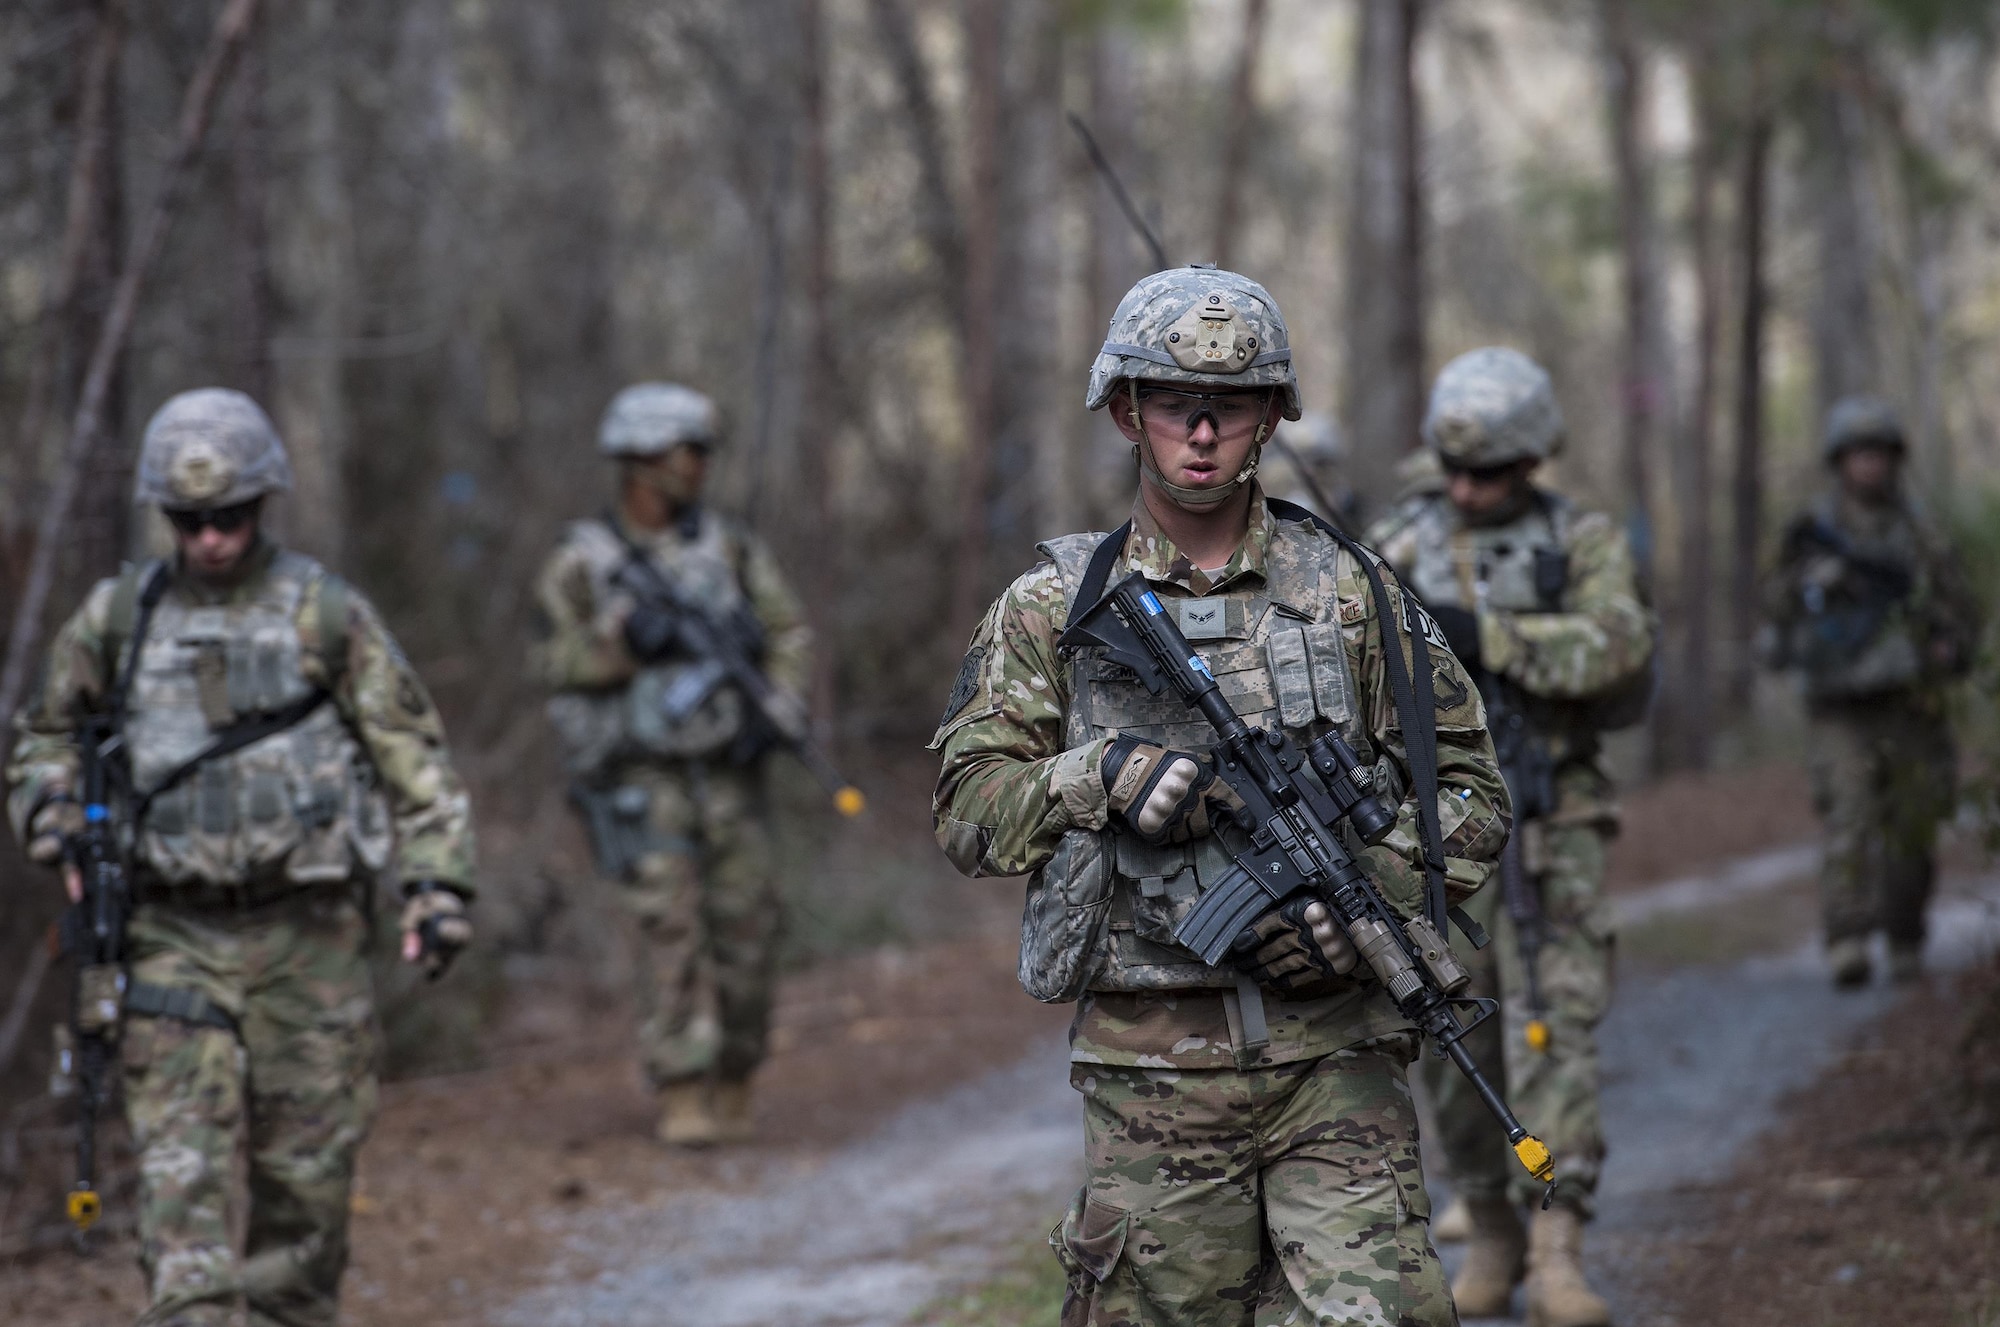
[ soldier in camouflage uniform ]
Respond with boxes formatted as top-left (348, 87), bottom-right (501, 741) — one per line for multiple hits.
top-left (933, 267), bottom-right (1509, 1326)
top-left (1764, 396), bottom-right (1976, 988)
top-left (531, 383), bottom-right (810, 1147)
top-left (8, 388), bottom-right (476, 1327)
top-left (1369, 348), bottom-right (1654, 1327)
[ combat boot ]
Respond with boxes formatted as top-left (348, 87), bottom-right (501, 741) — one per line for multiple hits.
top-left (1449, 1197), bottom-right (1526, 1318)
top-left (1524, 1206), bottom-right (1611, 1327)
top-left (1887, 940), bottom-right (1924, 984)
top-left (1827, 936), bottom-right (1871, 989)
top-left (1433, 1194), bottom-right (1472, 1242)
top-left (711, 1078), bottom-right (756, 1144)
top-left (656, 1081), bottom-right (720, 1148)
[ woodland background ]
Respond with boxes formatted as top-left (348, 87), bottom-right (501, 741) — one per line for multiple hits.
top-left (4, 0), bottom-right (2000, 1197)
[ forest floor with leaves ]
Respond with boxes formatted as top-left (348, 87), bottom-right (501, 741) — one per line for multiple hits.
top-left (11, 758), bottom-right (1999, 1326)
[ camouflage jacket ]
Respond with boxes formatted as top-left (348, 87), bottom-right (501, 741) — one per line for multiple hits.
top-left (1764, 489), bottom-right (1976, 705)
top-left (1369, 488), bottom-right (1655, 821)
top-left (932, 490), bottom-right (1507, 1068)
top-left (8, 540), bottom-right (475, 890)
top-left (530, 508), bottom-right (809, 773)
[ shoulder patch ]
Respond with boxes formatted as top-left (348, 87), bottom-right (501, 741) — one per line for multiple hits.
top-left (1430, 662), bottom-right (1469, 712)
top-left (1339, 597), bottom-right (1367, 626)
top-left (1401, 596), bottom-right (1451, 653)
top-left (940, 644), bottom-right (987, 730)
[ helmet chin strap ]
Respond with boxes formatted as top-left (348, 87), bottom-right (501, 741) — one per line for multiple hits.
top-left (1127, 381), bottom-right (1265, 512)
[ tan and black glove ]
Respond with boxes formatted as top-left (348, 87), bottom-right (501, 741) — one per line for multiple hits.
top-left (27, 794), bottom-right (83, 866)
top-left (398, 882), bottom-right (473, 980)
top-left (1101, 736), bottom-right (1243, 843)
top-left (1234, 897), bottom-right (1358, 1000)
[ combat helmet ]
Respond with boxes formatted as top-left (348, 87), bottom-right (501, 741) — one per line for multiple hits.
top-left (1822, 395), bottom-right (1904, 462)
top-left (599, 383), bottom-right (720, 457)
top-left (1422, 347), bottom-right (1564, 468)
top-left (1088, 266), bottom-right (1300, 508)
top-left (134, 388), bottom-right (292, 510)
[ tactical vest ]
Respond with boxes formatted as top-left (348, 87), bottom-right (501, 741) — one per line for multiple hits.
top-left (1395, 490), bottom-right (1643, 753)
top-left (544, 513), bottom-right (756, 773)
top-left (1783, 494), bottom-right (1926, 700)
top-left (1020, 519), bottom-right (1379, 1001)
top-left (117, 551), bottom-right (391, 888)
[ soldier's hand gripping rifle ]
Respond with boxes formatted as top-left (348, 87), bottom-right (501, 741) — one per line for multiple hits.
top-left (1058, 572), bottom-right (1557, 1206)
top-left (611, 551), bottom-right (865, 817)
top-left (54, 715), bottom-right (133, 1233)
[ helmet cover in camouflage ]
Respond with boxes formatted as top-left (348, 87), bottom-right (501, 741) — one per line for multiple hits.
top-left (1822, 395), bottom-right (1905, 461)
top-left (134, 388), bottom-right (292, 510)
top-left (598, 383), bottom-right (721, 457)
top-left (1422, 347), bottom-right (1565, 467)
top-left (1085, 266), bottom-right (1302, 420)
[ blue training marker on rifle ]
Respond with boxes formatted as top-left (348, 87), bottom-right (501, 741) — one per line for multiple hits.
top-left (1140, 591), bottom-right (1164, 615)
top-left (85, 804), bottom-right (108, 823)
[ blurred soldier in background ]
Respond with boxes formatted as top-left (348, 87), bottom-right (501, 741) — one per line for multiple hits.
top-left (1258, 410), bottom-right (1359, 528)
top-left (933, 266), bottom-right (1507, 1326)
top-left (532, 383), bottom-right (811, 1147)
top-left (8, 388), bottom-right (476, 1327)
top-left (1764, 397), bottom-right (1977, 988)
top-left (1371, 348), bottom-right (1654, 1327)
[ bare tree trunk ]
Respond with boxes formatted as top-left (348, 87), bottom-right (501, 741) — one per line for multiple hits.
top-left (1341, 0), bottom-right (1424, 511)
top-left (950, 0), bottom-right (1004, 634)
top-left (12, 0), bottom-right (125, 540)
top-left (227, 23), bottom-right (274, 406)
top-left (1603, 2), bottom-right (1660, 588)
top-left (1807, 75), bottom-right (1877, 427)
top-left (1727, 99), bottom-right (1771, 711)
top-left (799, 0), bottom-right (839, 736)
top-left (1675, 62), bottom-right (1723, 770)
top-left (1212, 0), bottom-right (1268, 268)
top-left (867, 0), bottom-right (965, 327)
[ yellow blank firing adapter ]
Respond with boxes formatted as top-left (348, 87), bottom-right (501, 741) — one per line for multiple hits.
top-left (1524, 1019), bottom-right (1551, 1053)
top-left (834, 786), bottom-right (866, 818)
top-left (68, 1187), bottom-right (101, 1231)
top-left (1513, 1134), bottom-right (1554, 1185)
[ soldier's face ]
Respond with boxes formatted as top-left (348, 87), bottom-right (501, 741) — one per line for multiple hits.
top-left (1116, 385), bottom-right (1281, 498)
top-left (628, 444), bottom-right (710, 507)
top-left (1445, 459), bottom-right (1539, 523)
top-left (1837, 442), bottom-right (1900, 502)
top-left (166, 501), bottom-right (261, 579)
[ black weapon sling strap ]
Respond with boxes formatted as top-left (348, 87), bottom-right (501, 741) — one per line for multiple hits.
top-left (1073, 503), bottom-right (1483, 951)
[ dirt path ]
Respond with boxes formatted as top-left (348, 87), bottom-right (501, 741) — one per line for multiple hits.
top-left (486, 839), bottom-right (1999, 1327)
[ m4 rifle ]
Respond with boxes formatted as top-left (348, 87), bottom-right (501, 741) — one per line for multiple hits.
top-left (1059, 571), bottom-right (1557, 1205)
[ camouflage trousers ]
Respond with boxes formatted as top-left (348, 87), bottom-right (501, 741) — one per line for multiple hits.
top-left (1054, 1033), bottom-right (1452, 1327)
top-left (118, 890), bottom-right (378, 1327)
top-left (1807, 698), bottom-right (1955, 948)
top-left (608, 761), bottom-right (779, 1088)
top-left (1426, 819), bottom-right (1612, 1218)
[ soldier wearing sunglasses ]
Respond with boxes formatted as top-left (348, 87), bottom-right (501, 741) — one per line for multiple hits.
top-left (7, 388), bottom-right (475, 1326)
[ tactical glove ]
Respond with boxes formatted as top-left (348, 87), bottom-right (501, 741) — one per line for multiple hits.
top-left (1427, 603), bottom-right (1482, 670)
top-left (399, 882), bottom-right (473, 981)
top-left (1233, 896), bottom-right (1358, 1000)
top-left (622, 601), bottom-right (681, 664)
top-left (27, 794), bottom-right (83, 866)
top-left (1101, 736), bottom-right (1243, 843)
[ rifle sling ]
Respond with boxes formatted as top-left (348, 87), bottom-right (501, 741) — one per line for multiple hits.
top-left (123, 980), bottom-right (238, 1034)
top-left (132, 689), bottom-right (333, 825)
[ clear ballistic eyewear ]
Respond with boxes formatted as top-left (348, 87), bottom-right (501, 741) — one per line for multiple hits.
top-left (1132, 387), bottom-right (1273, 440)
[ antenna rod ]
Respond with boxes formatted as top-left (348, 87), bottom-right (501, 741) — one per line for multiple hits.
top-left (1066, 112), bottom-right (1170, 271)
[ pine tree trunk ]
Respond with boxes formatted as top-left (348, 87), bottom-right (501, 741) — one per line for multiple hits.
top-left (1341, 0), bottom-right (1425, 511)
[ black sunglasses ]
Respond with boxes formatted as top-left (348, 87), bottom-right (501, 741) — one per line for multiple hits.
top-left (164, 501), bottom-right (260, 536)
top-left (1441, 460), bottom-right (1520, 485)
